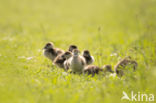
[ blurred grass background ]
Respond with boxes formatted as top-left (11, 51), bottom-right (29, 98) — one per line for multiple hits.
top-left (0, 0), bottom-right (156, 103)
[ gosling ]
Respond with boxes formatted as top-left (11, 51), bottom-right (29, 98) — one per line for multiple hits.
top-left (66, 49), bottom-right (86, 74)
top-left (83, 65), bottom-right (103, 76)
top-left (63, 51), bottom-right (73, 71)
top-left (82, 50), bottom-right (94, 65)
top-left (43, 42), bottom-right (64, 61)
top-left (114, 56), bottom-right (138, 77)
top-left (53, 51), bottom-right (72, 69)
top-left (83, 64), bottom-right (114, 76)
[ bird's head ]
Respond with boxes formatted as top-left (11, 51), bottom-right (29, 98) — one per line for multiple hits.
top-left (63, 51), bottom-right (72, 59)
top-left (83, 50), bottom-right (91, 57)
top-left (68, 45), bottom-right (77, 52)
top-left (43, 42), bottom-right (54, 50)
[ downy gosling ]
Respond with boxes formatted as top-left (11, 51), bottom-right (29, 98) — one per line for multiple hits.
top-left (43, 42), bottom-right (64, 61)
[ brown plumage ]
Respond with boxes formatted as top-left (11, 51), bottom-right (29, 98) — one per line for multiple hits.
top-left (83, 65), bottom-right (103, 76)
top-left (62, 51), bottom-right (73, 70)
top-left (53, 54), bottom-right (65, 68)
top-left (43, 42), bottom-right (64, 61)
top-left (114, 56), bottom-right (138, 77)
top-left (53, 51), bottom-right (72, 69)
top-left (84, 64), bottom-right (114, 76)
top-left (82, 50), bottom-right (94, 65)
top-left (68, 45), bottom-right (78, 52)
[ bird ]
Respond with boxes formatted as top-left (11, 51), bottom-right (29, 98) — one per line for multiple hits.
top-left (63, 51), bottom-right (73, 71)
top-left (114, 56), bottom-right (138, 77)
top-left (82, 50), bottom-right (94, 65)
top-left (65, 49), bottom-right (86, 74)
top-left (68, 45), bottom-right (78, 52)
top-left (43, 42), bottom-right (64, 61)
top-left (83, 64), bottom-right (114, 76)
top-left (53, 51), bottom-right (72, 69)
top-left (83, 65), bottom-right (103, 76)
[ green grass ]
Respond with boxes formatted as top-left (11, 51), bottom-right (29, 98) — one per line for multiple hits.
top-left (0, 0), bottom-right (156, 103)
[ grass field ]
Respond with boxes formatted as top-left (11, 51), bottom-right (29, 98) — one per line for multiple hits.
top-left (0, 0), bottom-right (156, 103)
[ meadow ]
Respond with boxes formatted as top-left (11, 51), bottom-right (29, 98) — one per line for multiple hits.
top-left (0, 0), bottom-right (156, 103)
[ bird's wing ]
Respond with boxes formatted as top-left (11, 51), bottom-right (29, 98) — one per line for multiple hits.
top-left (80, 56), bottom-right (86, 65)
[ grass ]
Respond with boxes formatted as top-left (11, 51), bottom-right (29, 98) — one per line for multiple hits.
top-left (0, 0), bottom-right (156, 103)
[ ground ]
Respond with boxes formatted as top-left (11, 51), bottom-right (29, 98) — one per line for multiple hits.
top-left (0, 0), bottom-right (156, 103)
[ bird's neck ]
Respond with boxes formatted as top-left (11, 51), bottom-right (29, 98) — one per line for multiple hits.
top-left (73, 55), bottom-right (78, 58)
